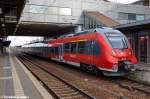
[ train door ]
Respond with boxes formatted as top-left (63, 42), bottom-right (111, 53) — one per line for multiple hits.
top-left (139, 35), bottom-right (148, 63)
top-left (70, 42), bottom-right (77, 62)
top-left (88, 41), bottom-right (95, 66)
top-left (59, 44), bottom-right (63, 61)
top-left (89, 40), bottom-right (99, 66)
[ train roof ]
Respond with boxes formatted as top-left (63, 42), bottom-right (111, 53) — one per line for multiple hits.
top-left (22, 42), bottom-right (51, 47)
top-left (48, 27), bottom-right (123, 42)
top-left (74, 27), bottom-right (122, 37)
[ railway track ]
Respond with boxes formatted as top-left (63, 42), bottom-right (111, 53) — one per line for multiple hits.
top-left (18, 56), bottom-right (95, 99)
top-left (114, 78), bottom-right (150, 95)
top-left (17, 54), bottom-right (150, 99)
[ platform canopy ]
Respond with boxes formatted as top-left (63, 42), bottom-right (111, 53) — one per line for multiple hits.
top-left (115, 19), bottom-right (150, 32)
top-left (14, 21), bottom-right (76, 37)
top-left (0, 0), bottom-right (26, 37)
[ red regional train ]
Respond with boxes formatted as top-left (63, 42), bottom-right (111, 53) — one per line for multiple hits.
top-left (20, 27), bottom-right (137, 76)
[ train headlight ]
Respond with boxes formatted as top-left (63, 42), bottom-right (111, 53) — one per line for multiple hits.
top-left (112, 64), bottom-right (118, 71)
top-left (129, 50), bottom-right (132, 56)
top-left (112, 50), bottom-right (117, 57)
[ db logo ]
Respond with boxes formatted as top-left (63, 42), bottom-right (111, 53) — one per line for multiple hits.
top-left (121, 52), bottom-right (124, 56)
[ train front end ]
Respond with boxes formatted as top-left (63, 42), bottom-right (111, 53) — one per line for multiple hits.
top-left (98, 28), bottom-right (138, 76)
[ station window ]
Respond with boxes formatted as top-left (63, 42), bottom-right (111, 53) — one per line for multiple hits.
top-left (136, 14), bottom-right (145, 21)
top-left (118, 12), bottom-right (145, 21)
top-left (59, 8), bottom-right (71, 16)
top-left (118, 12), bottom-right (128, 20)
top-left (47, 7), bottom-right (58, 15)
top-left (128, 13), bottom-right (136, 20)
top-left (29, 5), bottom-right (48, 13)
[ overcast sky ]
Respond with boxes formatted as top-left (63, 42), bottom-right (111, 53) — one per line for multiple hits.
top-left (108, 0), bottom-right (139, 4)
top-left (8, 36), bottom-right (43, 46)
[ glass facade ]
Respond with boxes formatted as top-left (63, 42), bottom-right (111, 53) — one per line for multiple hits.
top-left (127, 32), bottom-right (149, 63)
top-left (59, 8), bottom-right (71, 15)
top-left (139, 35), bottom-right (148, 63)
top-left (29, 5), bottom-right (72, 16)
top-left (118, 12), bottom-right (145, 21)
top-left (136, 14), bottom-right (145, 21)
top-left (29, 5), bottom-right (48, 13)
top-left (127, 37), bottom-right (135, 53)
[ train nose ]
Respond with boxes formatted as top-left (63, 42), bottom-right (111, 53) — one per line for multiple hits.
top-left (119, 61), bottom-right (137, 71)
top-left (124, 61), bottom-right (136, 71)
top-left (114, 49), bottom-right (131, 59)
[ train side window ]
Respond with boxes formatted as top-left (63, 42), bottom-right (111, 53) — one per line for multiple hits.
top-left (93, 40), bottom-right (100, 55)
top-left (48, 47), bottom-right (51, 54)
top-left (94, 30), bottom-right (97, 32)
top-left (78, 41), bottom-right (86, 54)
top-left (85, 40), bottom-right (100, 55)
top-left (55, 47), bottom-right (59, 54)
top-left (70, 43), bottom-right (77, 53)
top-left (85, 41), bottom-right (93, 54)
top-left (64, 43), bottom-right (70, 52)
top-left (46, 47), bottom-right (47, 54)
top-left (51, 47), bottom-right (55, 54)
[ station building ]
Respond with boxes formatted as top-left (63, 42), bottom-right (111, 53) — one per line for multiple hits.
top-left (20, 0), bottom-right (150, 29)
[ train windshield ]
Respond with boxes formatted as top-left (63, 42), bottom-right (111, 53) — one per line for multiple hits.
top-left (105, 33), bottom-right (128, 49)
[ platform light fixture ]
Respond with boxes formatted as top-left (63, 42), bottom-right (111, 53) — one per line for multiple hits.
top-left (2, 24), bottom-right (5, 27)
top-left (0, 8), bottom-right (2, 14)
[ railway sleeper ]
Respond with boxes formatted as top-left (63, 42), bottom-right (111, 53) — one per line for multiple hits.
top-left (52, 88), bottom-right (72, 92)
top-left (55, 89), bottom-right (75, 94)
top-left (49, 83), bottom-right (66, 87)
top-left (61, 94), bottom-right (83, 99)
top-left (130, 82), bottom-right (140, 86)
top-left (52, 87), bottom-right (71, 91)
top-left (134, 84), bottom-right (146, 88)
top-left (133, 87), bottom-right (150, 93)
top-left (50, 84), bottom-right (69, 88)
top-left (59, 92), bottom-right (79, 97)
top-left (144, 87), bottom-right (150, 91)
top-left (50, 80), bottom-right (63, 84)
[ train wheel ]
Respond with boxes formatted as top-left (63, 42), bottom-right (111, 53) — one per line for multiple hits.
top-left (80, 63), bottom-right (87, 71)
top-left (80, 63), bottom-right (99, 74)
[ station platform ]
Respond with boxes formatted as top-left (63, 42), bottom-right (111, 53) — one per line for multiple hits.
top-left (136, 63), bottom-right (150, 71)
top-left (0, 49), bottom-right (53, 99)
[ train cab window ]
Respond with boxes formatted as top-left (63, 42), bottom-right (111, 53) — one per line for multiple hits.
top-left (70, 43), bottom-right (77, 53)
top-left (106, 33), bottom-right (128, 49)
